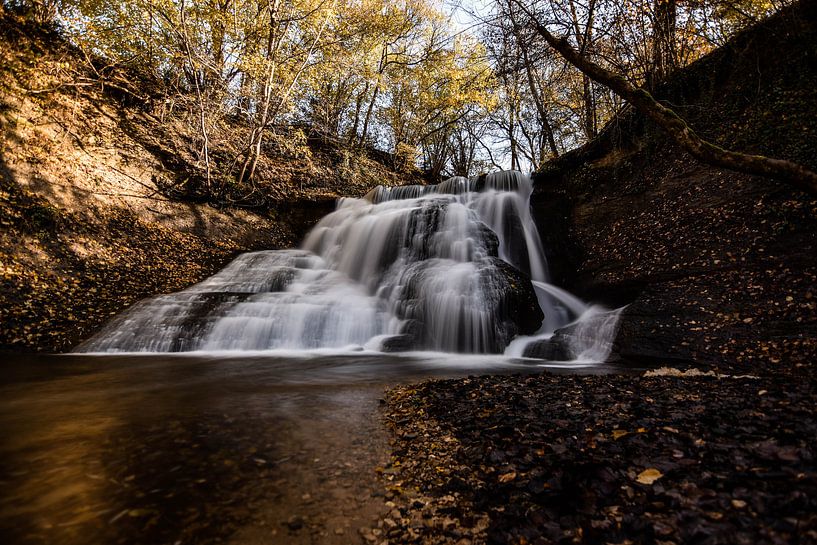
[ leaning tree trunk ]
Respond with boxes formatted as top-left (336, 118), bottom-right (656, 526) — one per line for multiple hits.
top-left (516, 0), bottom-right (817, 196)
top-left (510, 6), bottom-right (559, 159)
top-left (359, 84), bottom-right (379, 149)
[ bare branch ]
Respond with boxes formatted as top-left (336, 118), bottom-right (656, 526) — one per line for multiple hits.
top-left (512, 0), bottom-right (817, 196)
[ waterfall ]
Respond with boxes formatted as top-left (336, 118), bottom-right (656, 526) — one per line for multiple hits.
top-left (77, 172), bottom-right (622, 360)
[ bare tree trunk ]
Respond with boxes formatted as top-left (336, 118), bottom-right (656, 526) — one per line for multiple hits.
top-left (542, 117), bottom-right (558, 159)
top-left (349, 82), bottom-right (369, 146)
top-left (241, 1), bottom-right (333, 185)
top-left (509, 96), bottom-right (519, 171)
top-left (581, 76), bottom-right (595, 138)
top-left (210, 0), bottom-right (231, 84)
top-left (359, 47), bottom-right (388, 149)
top-left (477, 136), bottom-right (504, 171)
top-left (518, 1), bottom-right (817, 195)
top-left (648, 0), bottom-right (677, 91)
top-left (519, 119), bottom-right (539, 171)
top-left (508, 0), bottom-right (559, 160)
top-left (520, 44), bottom-right (559, 159)
top-left (237, 0), bottom-right (284, 187)
top-left (451, 131), bottom-right (468, 176)
top-left (568, 0), bottom-right (598, 139)
top-left (359, 84), bottom-right (380, 149)
top-left (180, 2), bottom-right (212, 193)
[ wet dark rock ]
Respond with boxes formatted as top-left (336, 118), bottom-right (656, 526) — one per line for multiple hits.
top-left (492, 198), bottom-right (530, 274)
top-left (380, 334), bottom-right (416, 353)
top-left (401, 198), bottom-right (499, 262)
top-left (394, 257), bottom-right (542, 353)
top-left (473, 221), bottom-right (500, 259)
top-left (524, 313), bottom-right (622, 362)
top-left (521, 333), bottom-right (574, 361)
top-left (490, 258), bottom-right (543, 337)
top-left (399, 319), bottom-right (424, 341)
top-left (75, 291), bottom-right (254, 353)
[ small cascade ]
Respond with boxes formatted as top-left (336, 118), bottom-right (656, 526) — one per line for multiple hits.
top-left (80, 251), bottom-right (401, 352)
top-left (567, 307), bottom-right (625, 362)
top-left (77, 172), bottom-right (622, 360)
top-left (532, 281), bottom-right (588, 333)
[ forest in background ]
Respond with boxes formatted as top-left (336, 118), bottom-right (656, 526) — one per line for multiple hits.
top-left (1, 0), bottom-right (795, 205)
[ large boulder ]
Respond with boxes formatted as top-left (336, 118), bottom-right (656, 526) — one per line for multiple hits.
top-left (393, 256), bottom-right (543, 353)
top-left (522, 334), bottom-right (574, 361)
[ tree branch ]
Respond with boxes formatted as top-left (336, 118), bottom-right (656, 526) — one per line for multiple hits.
top-left (513, 0), bottom-right (817, 196)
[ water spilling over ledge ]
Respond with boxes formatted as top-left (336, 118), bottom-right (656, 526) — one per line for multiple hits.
top-left (77, 172), bottom-right (622, 360)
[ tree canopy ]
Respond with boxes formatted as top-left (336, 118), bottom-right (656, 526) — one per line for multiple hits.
top-left (1, 0), bottom-right (800, 188)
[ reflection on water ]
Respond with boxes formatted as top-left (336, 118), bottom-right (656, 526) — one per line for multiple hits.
top-left (0, 353), bottom-right (625, 545)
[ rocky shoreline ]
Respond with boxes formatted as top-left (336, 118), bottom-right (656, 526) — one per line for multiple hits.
top-left (378, 371), bottom-right (817, 545)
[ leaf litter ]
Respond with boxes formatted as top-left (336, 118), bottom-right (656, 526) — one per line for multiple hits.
top-left (381, 372), bottom-right (817, 544)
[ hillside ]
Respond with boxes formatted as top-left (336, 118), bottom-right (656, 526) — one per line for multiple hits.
top-left (0, 13), bottom-right (408, 353)
top-left (532, 1), bottom-right (817, 374)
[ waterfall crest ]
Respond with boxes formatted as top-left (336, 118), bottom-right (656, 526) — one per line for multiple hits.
top-left (77, 172), bottom-right (621, 360)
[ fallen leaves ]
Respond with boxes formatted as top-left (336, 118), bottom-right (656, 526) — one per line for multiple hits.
top-left (635, 468), bottom-right (663, 485)
top-left (383, 373), bottom-right (817, 545)
top-left (644, 367), bottom-right (761, 380)
top-left (644, 367), bottom-right (717, 378)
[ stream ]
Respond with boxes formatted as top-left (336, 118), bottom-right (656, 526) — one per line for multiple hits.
top-left (0, 353), bottom-right (621, 545)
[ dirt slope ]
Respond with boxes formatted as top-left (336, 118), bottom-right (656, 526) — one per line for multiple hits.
top-left (532, 1), bottom-right (817, 374)
top-left (0, 14), bottom-right (405, 353)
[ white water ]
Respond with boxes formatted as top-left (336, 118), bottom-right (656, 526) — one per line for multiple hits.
top-left (78, 172), bottom-right (622, 360)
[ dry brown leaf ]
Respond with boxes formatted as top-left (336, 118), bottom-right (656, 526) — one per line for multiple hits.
top-left (635, 468), bottom-right (663, 485)
top-left (612, 429), bottom-right (629, 440)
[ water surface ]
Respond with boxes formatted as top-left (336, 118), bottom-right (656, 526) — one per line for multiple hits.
top-left (0, 352), bottom-right (623, 545)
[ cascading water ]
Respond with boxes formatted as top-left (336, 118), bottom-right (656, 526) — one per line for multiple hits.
top-left (77, 172), bottom-right (622, 361)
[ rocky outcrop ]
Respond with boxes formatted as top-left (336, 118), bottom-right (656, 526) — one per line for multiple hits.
top-left (522, 334), bottom-right (574, 361)
top-left (395, 256), bottom-right (543, 354)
